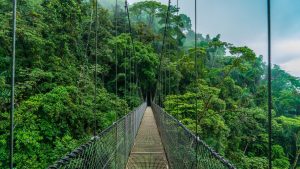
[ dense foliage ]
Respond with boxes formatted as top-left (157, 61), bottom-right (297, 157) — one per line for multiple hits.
top-left (0, 0), bottom-right (299, 168)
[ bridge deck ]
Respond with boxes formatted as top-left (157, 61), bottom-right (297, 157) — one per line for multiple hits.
top-left (126, 107), bottom-right (169, 169)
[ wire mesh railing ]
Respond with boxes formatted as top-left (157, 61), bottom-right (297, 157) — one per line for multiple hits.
top-left (48, 102), bottom-right (147, 169)
top-left (151, 103), bottom-right (236, 169)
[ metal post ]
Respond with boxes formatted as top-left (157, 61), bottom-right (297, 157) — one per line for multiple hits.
top-left (10, 0), bottom-right (17, 168)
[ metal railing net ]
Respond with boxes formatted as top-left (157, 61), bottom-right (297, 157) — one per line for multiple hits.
top-left (151, 103), bottom-right (236, 169)
top-left (48, 102), bottom-right (147, 169)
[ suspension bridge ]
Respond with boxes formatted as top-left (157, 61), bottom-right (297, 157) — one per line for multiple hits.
top-left (48, 102), bottom-right (235, 169)
top-left (6, 0), bottom-right (273, 168)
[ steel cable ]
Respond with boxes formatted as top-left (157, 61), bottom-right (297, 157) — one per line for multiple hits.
top-left (155, 0), bottom-right (171, 107)
top-left (194, 0), bottom-right (200, 167)
top-left (267, 0), bottom-right (272, 168)
top-left (114, 0), bottom-right (119, 168)
top-left (10, 0), bottom-right (17, 168)
top-left (93, 0), bottom-right (98, 137)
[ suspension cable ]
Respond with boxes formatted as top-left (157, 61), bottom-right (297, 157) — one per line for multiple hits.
top-left (114, 0), bottom-right (118, 168)
top-left (93, 0), bottom-right (98, 137)
top-left (168, 33), bottom-right (171, 96)
top-left (125, 0), bottom-right (137, 106)
top-left (124, 12), bottom-right (127, 113)
top-left (115, 0), bottom-right (118, 101)
top-left (267, 0), bottom-right (272, 168)
top-left (135, 59), bottom-right (138, 100)
top-left (123, 1), bottom-right (128, 165)
top-left (168, 68), bottom-right (170, 96)
top-left (159, 67), bottom-right (162, 106)
top-left (166, 21), bottom-right (170, 99)
top-left (10, 0), bottom-right (17, 168)
top-left (176, 0), bottom-right (180, 123)
top-left (194, 0), bottom-right (199, 167)
top-left (175, 0), bottom-right (181, 149)
top-left (164, 68), bottom-right (167, 102)
top-left (83, 2), bottom-right (94, 96)
top-left (125, 0), bottom-right (131, 108)
top-left (156, 0), bottom-right (171, 106)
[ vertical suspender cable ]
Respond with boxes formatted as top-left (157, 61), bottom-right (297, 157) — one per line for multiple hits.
top-left (93, 0), bottom-right (98, 137)
top-left (135, 58), bottom-right (138, 99)
top-left (160, 69), bottom-right (162, 106)
top-left (123, 1), bottom-right (128, 166)
top-left (124, 16), bottom-right (127, 114)
top-left (168, 70), bottom-right (170, 95)
top-left (176, 0), bottom-right (179, 119)
top-left (164, 0), bottom-right (171, 106)
top-left (115, 0), bottom-right (118, 101)
top-left (164, 68), bottom-right (166, 103)
top-left (10, 0), bottom-right (17, 168)
top-left (114, 0), bottom-right (118, 168)
top-left (194, 0), bottom-right (198, 167)
top-left (168, 60), bottom-right (170, 95)
top-left (129, 44), bottom-right (132, 108)
top-left (125, 0), bottom-right (132, 108)
top-left (167, 28), bottom-right (171, 96)
top-left (83, 2), bottom-right (94, 96)
top-left (175, 0), bottom-right (180, 144)
top-left (166, 36), bottom-right (169, 98)
top-left (267, 0), bottom-right (272, 168)
top-left (125, 0), bottom-right (136, 106)
top-left (157, 0), bottom-right (171, 106)
top-left (125, 0), bottom-right (131, 108)
top-left (134, 10), bottom-right (139, 100)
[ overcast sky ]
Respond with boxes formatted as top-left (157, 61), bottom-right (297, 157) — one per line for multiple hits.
top-left (128, 0), bottom-right (300, 77)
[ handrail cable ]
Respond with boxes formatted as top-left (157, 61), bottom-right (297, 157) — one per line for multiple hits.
top-left (48, 103), bottom-right (147, 169)
top-left (152, 103), bottom-right (236, 169)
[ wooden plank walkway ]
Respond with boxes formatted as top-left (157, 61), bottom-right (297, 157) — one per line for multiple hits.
top-left (126, 107), bottom-right (169, 169)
